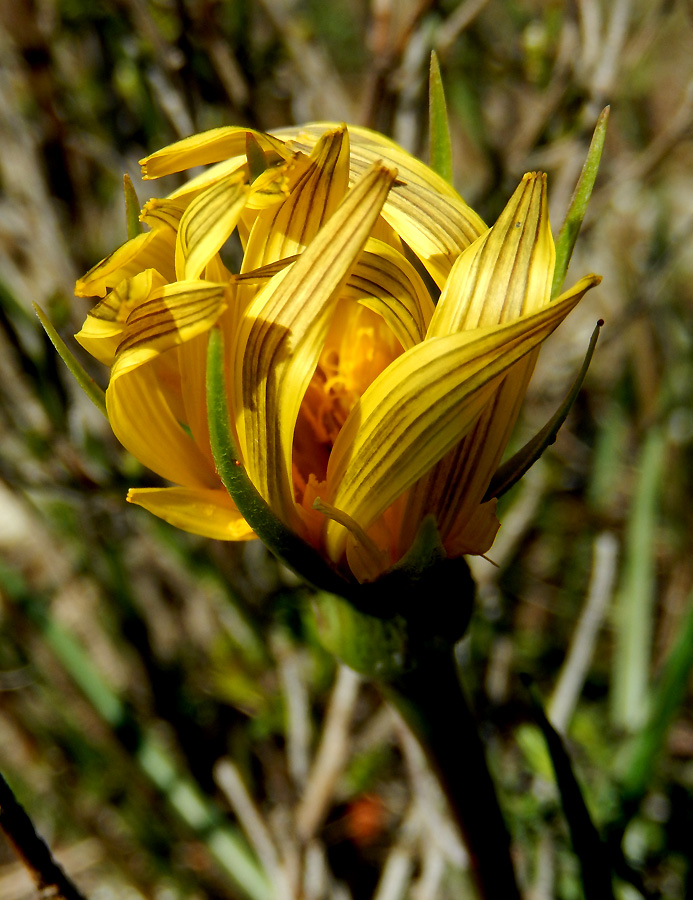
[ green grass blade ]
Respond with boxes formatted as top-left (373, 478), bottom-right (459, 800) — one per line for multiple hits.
top-left (123, 173), bottom-right (142, 239)
top-left (611, 428), bottom-right (667, 731)
top-left (618, 589), bottom-right (693, 807)
top-left (34, 302), bottom-right (107, 417)
top-left (428, 51), bottom-right (453, 184)
top-left (552, 106), bottom-right (609, 298)
top-left (486, 319), bottom-right (602, 500)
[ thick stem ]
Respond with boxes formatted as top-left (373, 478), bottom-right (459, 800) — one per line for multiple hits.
top-left (386, 649), bottom-right (521, 900)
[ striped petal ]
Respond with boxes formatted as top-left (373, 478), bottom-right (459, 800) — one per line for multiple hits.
top-left (175, 172), bottom-right (250, 280)
top-left (234, 161), bottom-right (397, 525)
top-left (75, 269), bottom-right (167, 366)
top-left (111, 280), bottom-right (229, 379)
top-left (140, 127), bottom-right (293, 179)
top-left (241, 126), bottom-right (351, 272)
top-left (399, 173), bottom-right (556, 551)
top-left (274, 123), bottom-right (487, 286)
top-left (75, 227), bottom-right (176, 298)
top-left (343, 239), bottom-right (434, 350)
top-left (429, 172), bottom-right (555, 336)
top-left (323, 275), bottom-right (600, 562)
top-left (141, 196), bottom-right (189, 230)
top-left (128, 487), bottom-right (255, 540)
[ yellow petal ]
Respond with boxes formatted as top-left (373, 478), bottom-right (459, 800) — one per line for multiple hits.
top-left (429, 172), bottom-right (555, 337)
top-left (234, 160), bottom-right (397, 525)
top-left (396, 353), bottom-right (536, 555)
top-left (128, 487), bottom-right (255, 540)
top-left (274, 122), bottom-right (487, 286)
top-left (140, 127), bottom-right (292, 179)
top-left (244, 154), bottom-right (309, 210)
top-left (111, 280), bottom-right (229, 379)
top-left (167, 156), bottom-right (249, 200)
top-left (140, 196), bottom-right (189, 230)
top-left (175, 173), bottom-right (249, 280)
top-left (107, 357), bottom-right (219, 489)
top-left (241, 125), bottom-right (351, 272)
top-left (76, 227), bottom-right (177, 299)
top-left (324, 274), bottom-right (600, 562)
top-left (75, 269), bottom-right (167, 366)
top-left (343, 238), bottom-right (434, 350)
top-left (398, 172), bottom-right (556, 553)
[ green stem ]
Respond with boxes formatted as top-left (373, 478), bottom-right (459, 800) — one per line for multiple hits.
top-left (386, 650), bottom-right (521, 900)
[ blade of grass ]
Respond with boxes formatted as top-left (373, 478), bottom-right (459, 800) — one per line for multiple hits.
top-left (428, 51), bottom-right (453, 184)
top-left (618, 588), bottom-right (693, 807)
top-left (33, 303), bottom-right (107, 417)
top-left (0, 771), bottom-right (89, 900)
top-left (611, 427), bottom-right (666, 732)
top-left (551, 106), bottom-right (609, 298)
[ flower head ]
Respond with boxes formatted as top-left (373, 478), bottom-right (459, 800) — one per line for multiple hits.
top-left (75, 123), bottom-right (600, 585)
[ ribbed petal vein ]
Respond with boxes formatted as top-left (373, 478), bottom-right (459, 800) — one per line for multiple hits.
top-left (234, 161), bottom-right (397, 526)
top-left (324, 276), bottom-right (599, 562)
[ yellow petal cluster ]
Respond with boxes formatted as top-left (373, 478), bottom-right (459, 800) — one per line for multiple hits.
top-left (75, 123), bottom-right (600, 583)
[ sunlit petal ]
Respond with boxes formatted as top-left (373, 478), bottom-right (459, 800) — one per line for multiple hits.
top-left (140, 127), bottom-right (293, 179)
top-left (274, 122), bottom-right (487, 285)
top-left (430, 172), bottom-right (555, 337)
top-left (399, 173), bottom-right (557, 552)
top-left (75, 227), bottom-right (176, 298)
top-left (175, 173), bottom-right (249, 280)
top-left (324, 276), bottom-right (599, 562)
top-left (343, 239), bottom-right (434, 350)
top-left (107, 359), bottom-right (219, 489)
top-left (111, 280), bottom-right (229, 378)
top-left (241, 125), bottom-right (351, 271)
top-left (235, 160), bottom-right (397, 525)
top-left (75, 269), bottom-right (167, 366)
top-left (128, 486), bottom-right (256, 540)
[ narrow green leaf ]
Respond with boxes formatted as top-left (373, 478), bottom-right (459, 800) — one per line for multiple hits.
top-left (428, 51), bottom-right (453, 184)
top-left (611, 427), bottom-right (666, 731)
top-left (34, 302), bottom-right (107, 417)
top-left (485, 319), bottom-right (603, 501)
top-left (522, 676), bottom-right (616, 900)
top-left (618, 590), bottom-right (693, 806)
top-left (205, 328), bottom-right (352, 597)
top-left (123, 173), bottom-right (142, 240)
top-left (552, 106), bottom-right (609, 298)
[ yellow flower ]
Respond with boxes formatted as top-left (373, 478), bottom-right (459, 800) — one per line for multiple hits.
top-left (75, 123), bottom-right (600, 584)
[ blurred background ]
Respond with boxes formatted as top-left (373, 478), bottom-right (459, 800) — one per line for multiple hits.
top-left (1, 0), bottom-right (692, 898)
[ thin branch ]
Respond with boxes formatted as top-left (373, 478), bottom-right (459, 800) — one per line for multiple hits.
top-left (0, 771), bottom-right (89, 900)
top-left (214, 759), bottom-right (284, 890)
top-left (549, 531), bottom-right (619, 733)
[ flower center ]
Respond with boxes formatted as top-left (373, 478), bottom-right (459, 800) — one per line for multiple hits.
top-left (292, 300), bottom-right (402, 499)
